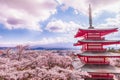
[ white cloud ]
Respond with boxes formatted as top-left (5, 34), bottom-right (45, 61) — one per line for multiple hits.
top-left (29, 37), bottom-right (73, 45)
top-left (46, 19), bottom-right (83, 33)
top-left (74, 9), bottom-right (79, 15)
top-left (97, 14), bottom-right (120, 28)
top-left (96, 14), bottom-right (120, 41)
top-left (0, 0), bottom-right (58, 31)
top-left (57, 0), bottom-right (120, 16)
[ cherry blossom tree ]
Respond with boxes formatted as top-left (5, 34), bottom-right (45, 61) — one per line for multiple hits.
top-left (108, 58), bottom-right (120, 80)
top-left (16, 45), bottom-right (29, 61)
top-left (0, 46), bottom-right (89, 80)
top-left (4, 48), bottom-right (12, 58)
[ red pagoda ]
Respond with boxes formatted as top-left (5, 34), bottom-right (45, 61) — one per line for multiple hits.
top-left (74, 5), bottom-right (120, 80)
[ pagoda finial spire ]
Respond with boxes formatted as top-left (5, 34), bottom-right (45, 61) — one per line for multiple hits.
top-left (89, 4), bottom-right (94, 29)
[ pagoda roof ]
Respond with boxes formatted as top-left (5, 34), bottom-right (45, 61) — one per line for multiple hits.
top-left (74, 40), bottom-right (120, 46)
top-left (75, 28), bottom-right (118, 38)
top-left (81, 64), bottom-right (120, 74)
top-left (77, 52), bottom-right (120, 58)
top-left (79, 28), bottom-right (117, 31)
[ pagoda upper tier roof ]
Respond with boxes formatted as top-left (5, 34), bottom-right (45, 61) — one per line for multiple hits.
top-left (81, 64), bottom-right (120, 74)
top-left (74, 40), bottom-right (120, 46)
top-left (75, 28), bottom-right (118, 38)
top-left (77, 52), bottom-right (120, 58)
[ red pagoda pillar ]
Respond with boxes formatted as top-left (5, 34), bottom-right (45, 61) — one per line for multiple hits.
top-left (74, 5), bottom-right (120, 80)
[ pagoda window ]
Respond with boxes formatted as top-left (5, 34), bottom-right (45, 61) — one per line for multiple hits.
top-left (91, 73), bottom-right (108, 76)
top-left (87, 43), bottom-right (103, 49)
top-left (87, 45), bottom-right (103, 50)
top-left (86, 57), bottom-right (109, 64)
top-left (87, 33), bottom-right (100, 36)
top-left (86, 33), bottom-right (103, 40)
top-left (88, 43), bottom-right (101, 45)
top-left (87, 57), bottom-right (104, 62)
top-left (91, 73), bottom-right (113, 78)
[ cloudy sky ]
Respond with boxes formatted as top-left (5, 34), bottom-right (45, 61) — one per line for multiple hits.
top-left (0, 0), bottom-right (120, 48)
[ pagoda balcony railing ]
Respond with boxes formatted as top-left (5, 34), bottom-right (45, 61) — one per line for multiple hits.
top-left (85, 61), bottom-right (110, 64)
top-left (85, 37), bottom-right (105, 40)
top-left (82, 48), bottom-right (106, 52)
top-left (91, 73), bottom-right (113, 79)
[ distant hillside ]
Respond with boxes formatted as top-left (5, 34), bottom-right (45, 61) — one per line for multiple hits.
top-left (29, 47), bottom-right (78, 50)
top-left (0, 47), bottom-right (15, 50)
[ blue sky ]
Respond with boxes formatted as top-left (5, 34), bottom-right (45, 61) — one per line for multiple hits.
top-left (0, 0), bottom-right (120, 48)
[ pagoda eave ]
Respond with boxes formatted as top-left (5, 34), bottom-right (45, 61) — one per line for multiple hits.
top-left (74, 28), bottom-right (118, 38)
top-left (77, 52), bottom-right (120, 58)
top-left (74, 40), bottom-right (120, 46)
top-left (81, 64), bottom-right (120, 74)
